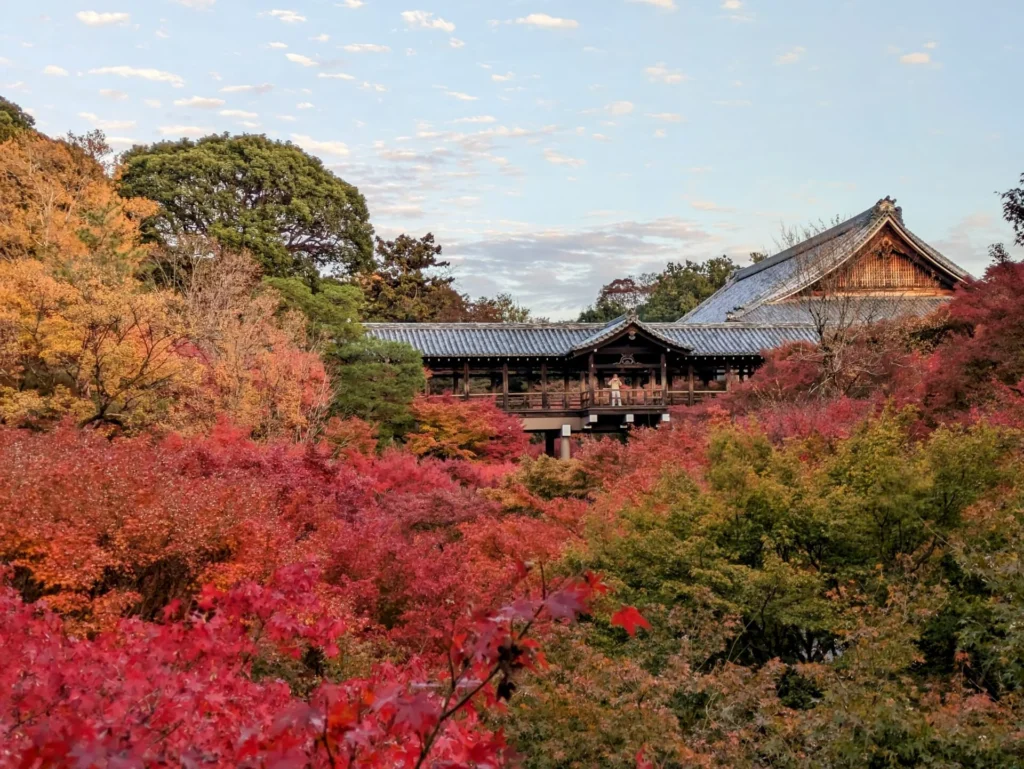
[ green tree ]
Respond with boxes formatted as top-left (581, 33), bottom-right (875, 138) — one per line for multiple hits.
top-left (578, 277), bottom-right (654, 323)
top-left (466, 292), bottom-right (533, 322)
top-left (0, 96), bottom-right (35, 142)
top-left (328, 338), bottom-right (425, 442)
top-left (641, 256), bottom-right (736, 321)
top-left (117, 134), bottom-right (374, 282)
top-left (264, 277), bottom-right (364, 348)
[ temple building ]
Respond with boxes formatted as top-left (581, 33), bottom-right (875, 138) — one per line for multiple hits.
top-left (366, 198), bottom-right (970, 453)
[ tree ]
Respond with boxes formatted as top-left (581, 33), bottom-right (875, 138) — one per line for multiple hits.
top-left (1000, 173), bottom-right (1024, 247)
top-left (465, 292), bottom-right (534, 323)
top-left (265, 276), bottom-right (364, 348)
top-left (329, 338), bottom-right (426, 441)
top-left (118, 134), bottom-right (374, 282)
top-left (0, 95), bottom-right (35, 142)
top-left (360, 233), bottom-right (466, 322)
top-left (640, 256), bottom-right (736, 321)
top-left (578, 277), bottom-right (654, 322)
top-left (405, 395), bottom-right (530, 461)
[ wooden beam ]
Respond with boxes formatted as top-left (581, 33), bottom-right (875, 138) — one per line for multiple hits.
top-left (687, 362), bottom-right (695, 407)
top-left (463, 361), bottom-right (470, 399)
top-left (502, 362), bottom-right (509, 410)
top-left (541, 363), bottom-right (549, 409)
top-left (588, 353), bottom-right (596, 402)
top-left (563, 370), bottom-right (570, 409)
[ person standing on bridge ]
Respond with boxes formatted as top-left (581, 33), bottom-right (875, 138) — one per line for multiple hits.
top-left (609, 374), bottom-right (622, 407)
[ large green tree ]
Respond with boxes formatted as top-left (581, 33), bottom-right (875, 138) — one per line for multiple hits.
top-left (118, 134), bottom-right (374, 282)
top-left (1000, 173), bottom-right (1024, 247)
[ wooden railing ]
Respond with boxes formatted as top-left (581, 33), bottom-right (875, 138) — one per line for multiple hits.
top-left (443, 388), bottom-right (726, 411)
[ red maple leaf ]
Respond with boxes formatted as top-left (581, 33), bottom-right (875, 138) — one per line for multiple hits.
top-left (611, 606), bottom-right (651, 637)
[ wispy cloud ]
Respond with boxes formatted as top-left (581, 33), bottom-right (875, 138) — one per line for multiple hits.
top-left (644, 63), bottom-right (688, 84)
top-left (445, 90), bottom-right (478, 101)
top-left (291, 133), bottom-right (350, 156)
top-left (173, 95), bottom-right (225, 108)
top-left (158, 125), bottom-right (212, 137)
top-left (339, 0), bottom-right (364, 7)
top-left (491, 72), bottom-right (515, 82)
top-left (645, 112), bottom-right (684, 122)
top-left (900, 51), bottom-right (932, 65)
top-left (775, 46), bottom-right (806, 65)
top-left (89, 65), bottom-right (185, 87)
top-left (401, 10), bottom-right (455, 32)
top-left (285, 53), bottom-right (318, 67)
top-left (76, 11), bottom-right (130, 26)
top-left (318, 72), bottom-right (356, 80)
top-left (515, 14), bottom-right (579, 29)
top-left (175, 0), bottom-right (216, 8)
top-left (544, 148), bottom-right (585, 167)
top-left (449, 37), bottom-right (465, 48)
top-left (220, 83), bottom-right (274, 94)
top-left (605, 100), bottom-right (634, 115)
top-left (42, 65), bottom-right (68, 76)
top-left (99, 88), bottom-right (129, 100)
top-left (344, 43), bottom-right (390, 52)
top-left (453, 115), bottom-right (496, 123)
top-left (627, 0), bottom-right (676, 9)
top-left (220, 108), bottom-right (258, 119)
top-left (268, 9), bottom-right (306, 23)
top-left (78, 111), bottom-right (135, 130)
top-left (268, 42), bottom-right (288, 49)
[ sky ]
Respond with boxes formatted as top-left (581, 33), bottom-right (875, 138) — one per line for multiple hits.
top-left (2, 0), bottom-right (1023, 318)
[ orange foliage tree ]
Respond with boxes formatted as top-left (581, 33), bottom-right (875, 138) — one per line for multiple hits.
top-left (405, 395), bottom-right (531, 461)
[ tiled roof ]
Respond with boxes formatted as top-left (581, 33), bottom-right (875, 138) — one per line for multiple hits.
top-left (737, 295), bottom-right (951, 325)
top-left (678, 198), bottom-right (969, 325)
top-left (365, 322), bottom-right (818, 357)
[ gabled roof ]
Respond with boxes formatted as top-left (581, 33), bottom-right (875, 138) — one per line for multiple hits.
top-left (365, 321), bottom-right (817, 358)
top-left (679, 197), bottom-right (969, 325)
top-left (567, 313), bottom-right (692, 356)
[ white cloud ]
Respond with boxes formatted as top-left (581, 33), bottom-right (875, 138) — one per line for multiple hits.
top-left (220, 108), bottom-right (258, 118)
top-left (318, 72), bottom-right (356, 80)
top-left (401, 10), bottom-right (456, 33)
top-left (591, 133), bottom-right (611, 141)
top-left (654, 128), bottom-right (667, 138)
top-left (605, 100), bottom-right (634, 115)
top-left (721, 0), bottom-right (742, 7)
top-left (544, 148), bottom-right (585, 167)
top-left (339, 0), bottom-right (364, 7)
top-left (144, 98), bottom-right (161, 107)
top-left (900, 51), bottom-right (931, 65)
top-left (269, 9), bottom-right (306, 23)
top-left (158, 125), bottom-right (212, 137)
top-left (924, 41), bottom-right (938, 49)
top-left (515, 14), bottom-right (579, 29)
top-left (445, 90), bottom-right (477, 101)
top-left (453, 115), bottom-right (496, 123)
top-left (297, 101), bottom-right (314, 109)
top-left (646, 112), bottom-right (683, 122)
top-left (220, 83), bottom-right (274, 94)
top-left (644, 62), bottom-right (688, 84)
top-left (78, 111), bottom-right (136, 129)
top-left (310, 34), bottom-right (330, 42)
top-left (449, 37), bottom-right (465, 48)
top-left (285, 53), bottom-right (318, 67)
top-left (175, 0), bottom-right (215, 8)
top-left (344, 43), bottom-right (390, 52)
top-left (290, 133), bottom-right (349, 156)
top-left (277, 114), bottom-right (297, 121)
top-left (269, 41), bottom-right (288, 49)
top-left (42, 65), bottom-right (68, 76)
top-left (492, 71), bottom-right (515, 82)
top-left (173, 95), bottom-right (225, 108)
top-left (106, 136), bottom-right (138, 147)
top-left (361, 81), bottom-right (388, 92)
top-left (99, 88), bottom-right (129, 100)
top-left (627, 0), bottom-right (676, 9)
top-left (76, 11), bottom-right (130, 26)
top-left (775, 46), bottom-right (806, 65)
top-left (89, 65), bottom-right (185, 87)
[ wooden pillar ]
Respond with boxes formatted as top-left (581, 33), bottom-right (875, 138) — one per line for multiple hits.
top-left (463, 361), bottom-right (470, 399)
top-left (687, 362), bottom-right (695, 407)
top-left (725, 364), bottom-right (734, 392)
top-left (559, 424), bottom-right (571, 461)
top-left (588, 353), bottom-right (596, 403)
top-left (502, 362), bottom-right (509, 410)
top-left (661, 353), bottom-right (668, 404)
top-left (452, 369), bottom-right (459, 395)
top-left (562, 371), bottom-right (570, 409)
top-left (541, 363), bottom-right (549, 409)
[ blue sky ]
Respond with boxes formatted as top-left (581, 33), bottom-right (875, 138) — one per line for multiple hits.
top-left (3, 0), bottom-right (1022, 317)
